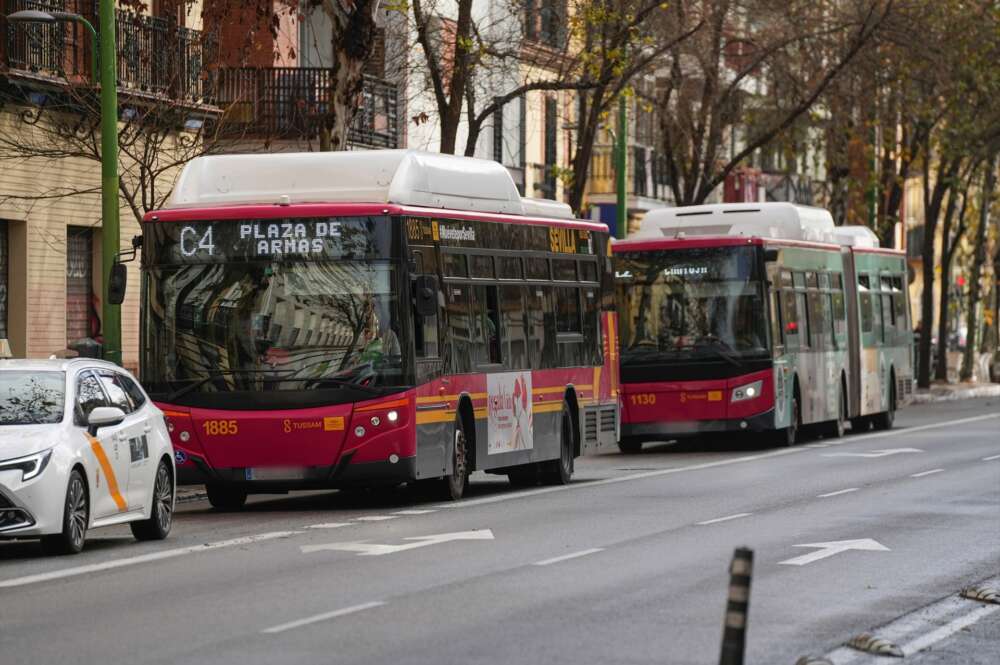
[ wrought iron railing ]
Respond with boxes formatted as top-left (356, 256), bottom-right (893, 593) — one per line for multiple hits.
top-left (2, 0), bottom-right (208, 101)
top-left (211, 68), bottom-right (399, 149)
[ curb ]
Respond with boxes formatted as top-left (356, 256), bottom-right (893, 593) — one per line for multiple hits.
top-left (910, 385), bottom-right (1000, 404)
top-left (176, 487), bottom-right (208, 505)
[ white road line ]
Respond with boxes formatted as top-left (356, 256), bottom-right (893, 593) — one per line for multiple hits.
top-left (817, 487), bottom-right (859, 498)
top-left (306, 523), bottom-right (351, 529)
top-left (533, 548), bottom-right (604, 566)
top-left (0, 531), bottom-right (301, 589)
top-left (696, 513), bottom-right (752, 526)
top-left (353, 515), bottom-right (398, 522)
top-left (898, 604), bottom-right (1000, 655)
top-left (440, 413), bottom-right (1000, 510)
top-left (261, 601), bottom-right (385, 635)
top-left (393, 509), bottom-right (437, 515)
top-left (911, 468), bottom-right (944, 478)
top-left (804, 443), bottom-right (830, 448)
top-left (983, 454), bottom-right (1000, 461)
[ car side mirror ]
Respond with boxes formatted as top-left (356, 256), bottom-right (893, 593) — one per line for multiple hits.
top-left (87, 406), bottom-right (126, 435)
top-left (414, 275), bottom-right (437, 318)
top-left (108, 263), bottom-right (127, 305)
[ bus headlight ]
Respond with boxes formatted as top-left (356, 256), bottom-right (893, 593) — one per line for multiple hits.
top-left (387, 410), bottom-right (398, 423)
top-left (732, 380), bottom-right (763, 402)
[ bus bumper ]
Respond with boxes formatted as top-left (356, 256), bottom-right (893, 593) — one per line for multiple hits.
top-left (175, 452), bottom-right (418, 489)
top-left (620, 408), bottom-right (776, 440)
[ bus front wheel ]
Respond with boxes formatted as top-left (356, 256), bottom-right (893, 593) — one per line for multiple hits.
top-left (439, 414), bottom-right (470, 501)
top-left (774, 395), bottom-right (800, 447)
top-left (206, 484), bottom-right (248, 511)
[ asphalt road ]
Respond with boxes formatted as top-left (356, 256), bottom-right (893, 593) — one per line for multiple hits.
top-left (1, 398), bottom-right (997, 665)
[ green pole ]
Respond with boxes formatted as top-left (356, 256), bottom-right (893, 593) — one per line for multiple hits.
top-left (615, 95), bottom-right (627, 240)
top-left (98, 0), bottom-right (121, 365)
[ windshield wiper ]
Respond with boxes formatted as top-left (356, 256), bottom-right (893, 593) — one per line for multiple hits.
top-left (306, 377), bottom-right (385, 396)
top-left (164, 369), bottom-right (292, 402)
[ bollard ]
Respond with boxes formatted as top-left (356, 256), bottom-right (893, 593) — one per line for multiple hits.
top-left (719, 547), bottom-right (754, 665)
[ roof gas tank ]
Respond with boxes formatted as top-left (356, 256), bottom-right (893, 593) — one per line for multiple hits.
top-left (637, 202), bottom-right (835, 243)
top-left (830, 225), bottom-right (880, 248)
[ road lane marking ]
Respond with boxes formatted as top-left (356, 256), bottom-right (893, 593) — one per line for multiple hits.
top-left (261, 601), bottom-right (385, 635)
top-left (440, 413), bottom-right (1000, 510)
top-left (353, 515), bottom-right (398, 522)
top-left (533, 548), bottom-right (604, 566)
top-left (301, 529), bottom-right (495, 557)
top-left (983, 454), bottom-right (1000, 461)
top-left (778, 538), bottom-right (889, 566)
top-left (393, 509), bottom-right (437, 515)
top-left (696, 513), bottom-right (752, 526)
top-left (817, 487), bottom-right (859, 498)
top-left (0, 531), bottom-right (301, 589)
top-left (898, 604), bottom-right (1000, 655)
top-left (804, 443), bottom-right (830, 448)
top-left (306, 523), bottom-right (351, 529)
top-left (822, 448), bottom-right (922, 459)
top-left (910, 468), bottom-right (944, 478)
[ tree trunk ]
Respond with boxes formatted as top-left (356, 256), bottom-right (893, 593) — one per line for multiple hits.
top-left (918, 154), bottom-right (957, 388)
top-left (960, 157), bottom-right (997, 381)
top-left (568, 89), bottom-right (606, 214)
top-left (319, 2), bottom-right (377, 152)
top-left (934, 187), bottom-right (961, 381)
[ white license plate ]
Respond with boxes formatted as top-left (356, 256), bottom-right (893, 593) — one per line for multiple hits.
top-left (244, 467), bottom-right (307, 481)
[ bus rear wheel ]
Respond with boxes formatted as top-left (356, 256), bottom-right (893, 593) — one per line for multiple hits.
top-left (872, 384), bottom-right (896, 431)
top-left (823, 387), bottom-right (847, 439)
top-left (206, 484), bottom-right (248, 511)
top-left (542, 402), bottom-right (575, 485)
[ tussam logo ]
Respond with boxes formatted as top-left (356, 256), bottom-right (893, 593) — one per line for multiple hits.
top-left (439, 226), bottom-right (476, 242)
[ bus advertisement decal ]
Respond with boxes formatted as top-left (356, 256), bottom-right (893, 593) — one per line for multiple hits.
top-left (487, 372), bottom-right (533, 455)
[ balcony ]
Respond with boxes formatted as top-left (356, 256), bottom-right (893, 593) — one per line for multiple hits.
top-left (211, 68), bottom-right (399, 149)
top-left (586, 145), bottom-right (672, 203)
top-left (2, 0), bottom-right (209, 102)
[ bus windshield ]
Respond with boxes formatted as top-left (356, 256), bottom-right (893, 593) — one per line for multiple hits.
top-left (616, 245), bottom-right (769, 367)
top-left (141, 217), bottom-right (411, 407)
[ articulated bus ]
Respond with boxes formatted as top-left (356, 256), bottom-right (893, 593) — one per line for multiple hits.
top-left (613, 203), bottom-right (913, 452)
top-left (138, 150), bottom-right (619, 508)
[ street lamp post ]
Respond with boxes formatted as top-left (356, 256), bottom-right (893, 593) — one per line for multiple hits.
top-left (7, 3), bottom-right (121, 365)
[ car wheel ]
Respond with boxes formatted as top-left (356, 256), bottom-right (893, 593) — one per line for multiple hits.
top-left (439, 414), bottom-right (470, 501)
top-left (131, 460), bottom-right (174, 541)
top-left (617, 438), bottom-right (643, 454)
top-left (41, 469), bottom-right (88, 555)
top-left (206, 484), bottom-right (248, 511)
top-left (543, 402), bottom-right (575, 485)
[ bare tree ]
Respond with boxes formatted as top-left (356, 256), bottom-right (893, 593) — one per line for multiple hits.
top-left (656, 0), bottom-right (892, 206)
top-left (960, 155), bottom-right (999, 381)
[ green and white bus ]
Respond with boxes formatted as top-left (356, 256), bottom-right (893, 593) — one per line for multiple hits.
top-left (614, 203), bottom-right (914, 450)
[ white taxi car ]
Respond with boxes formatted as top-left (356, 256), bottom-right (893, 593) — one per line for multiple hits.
top-left (0, 358), bottom-right (175, 554)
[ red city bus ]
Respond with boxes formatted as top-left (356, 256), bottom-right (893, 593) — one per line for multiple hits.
top-left (138, 151), bottom-right (619, 507)
top-left (613, 203), bottom-right (913, 451)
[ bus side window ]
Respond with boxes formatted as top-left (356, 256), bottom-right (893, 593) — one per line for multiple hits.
top-left (859, 292), bottom-right (873, 339)
top-left (413, 280), bottom-right (439, 359)
top-left (501, 285), bottom-right (527, 369)
top-left (472, 285), bottom-right (502, 365)
top-left (525, 286), bottom-right (556, 369)
top-left (782, 290), bottom-right (799, 350)
top-left (555, 286), bottom-right (584, 366)
top-left (882, 293), bottom-right (895, 341)
top-left (796, 291), bottom-right (810, 349)
top-left (446, 284), bottom-right (473, 373)
top-left (582, 287), bottom-right (601, 365)
top-left (871, 291), bottom-right (883, 344)
top-left (808, 290), bottom-right (825, 350)
top-left (771, 289), bottom-right (784, 350)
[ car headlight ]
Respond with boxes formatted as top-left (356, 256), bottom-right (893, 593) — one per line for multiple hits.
top-left (0, 449), bottom-right (53, 481)
top-left (731, 380), bottom-right (763, 402)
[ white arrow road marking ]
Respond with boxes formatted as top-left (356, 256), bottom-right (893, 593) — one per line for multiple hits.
top-left (779, 538), bottom-right (890, 566)
top-left (301, 529), bottom-right (495, 557)
top-left (822, 447), bottom-right (923, 459)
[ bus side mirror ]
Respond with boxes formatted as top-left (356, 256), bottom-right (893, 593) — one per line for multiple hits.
top-left (108, 263), bottom-right (127, 305)
top-left (414, 276), bottom-right (437, 318)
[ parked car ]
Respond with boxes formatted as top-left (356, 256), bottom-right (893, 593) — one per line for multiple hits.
top-left (0, 359), bottom-right (174, 554)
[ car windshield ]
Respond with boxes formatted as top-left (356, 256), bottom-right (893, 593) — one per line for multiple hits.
top-left (616, 245), bottom-right (769, 365)
top-left (0, 371), bottom-right (66, 425)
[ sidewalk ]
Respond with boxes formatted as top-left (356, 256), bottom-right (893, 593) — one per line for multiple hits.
top-left (911, 381), bottom-right (1000, 404)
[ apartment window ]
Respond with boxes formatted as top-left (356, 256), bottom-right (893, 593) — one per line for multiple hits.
top-left (493, 97), bottom-right (504, 163)
top-left (67, 227), bottom-right (95, 347)
top-left (0, 221), bottom-right (8, 340)
top-left (542, 97), bottom-right (558, 198)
